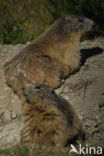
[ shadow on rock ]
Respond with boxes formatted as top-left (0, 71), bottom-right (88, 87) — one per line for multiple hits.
top-left (80, 47), bottom-right (103, 66)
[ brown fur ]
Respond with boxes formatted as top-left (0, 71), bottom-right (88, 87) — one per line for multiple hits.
top-left (21, 83), bottom-right (81, 148)
top-left (4, 15), bottom-right (94, 97)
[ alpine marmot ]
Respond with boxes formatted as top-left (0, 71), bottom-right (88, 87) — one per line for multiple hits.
top-left (21, 83), bottom-right (81, 148)
top-left (4, 15), bottom-right (94, 97)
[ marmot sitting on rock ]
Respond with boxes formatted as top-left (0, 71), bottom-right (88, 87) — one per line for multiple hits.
top-left (21, 83), bottom-right (81, 148)
top-left (4, 15), bottom-right (94, 97)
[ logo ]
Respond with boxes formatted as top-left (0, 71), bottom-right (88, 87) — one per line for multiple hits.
top-left (70, 144), bottom-right (102, 155)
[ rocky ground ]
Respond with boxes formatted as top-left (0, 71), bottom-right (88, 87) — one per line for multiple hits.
top-left (0, 38), bottom-right (104, 149)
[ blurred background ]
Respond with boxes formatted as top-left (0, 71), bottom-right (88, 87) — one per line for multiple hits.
top-left (0, 0), bottom-right (104, 44)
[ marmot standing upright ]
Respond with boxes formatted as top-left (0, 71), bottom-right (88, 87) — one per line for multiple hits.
top-left (21, 83), bottom-right (81, 148)
top-left (4, 15), bottom-right (94, 97)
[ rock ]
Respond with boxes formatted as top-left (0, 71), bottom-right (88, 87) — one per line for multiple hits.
top-left (0, 121), bottom-right (23, 149)
top-left (11, 111), bottom-right (17, 120)
top-left (0, 109), bottom-right (4, 117)
top-left (2, 111), bottom-right (17, 121)
top-left (3, 111), bottom-right (11, 121)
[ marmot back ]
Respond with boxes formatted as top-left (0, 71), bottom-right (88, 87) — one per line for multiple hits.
top-left (4, 15), bottom-right (94, 97)
top-left (21, 83), bottom-right (81, 148)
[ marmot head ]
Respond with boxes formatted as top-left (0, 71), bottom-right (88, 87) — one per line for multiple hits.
top-left (47, 15), bottom-right (94, 40)
top-left (62, 15), bottom-right (94, 32)
top-left (22, 83), bottom-right (56, 105)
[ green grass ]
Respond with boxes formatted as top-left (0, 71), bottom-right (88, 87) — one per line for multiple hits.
top-left (0, 145), bottom-right (71, 156)
top-left (0, 144), bottom-right (103, 156)
top-left (0, 145), bottom-right (29, 156)
top-left (0, 0), bottom-right (104, 44)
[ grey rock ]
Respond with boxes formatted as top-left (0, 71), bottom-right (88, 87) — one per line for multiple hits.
top-left (3, 111), bottom-right (11, 121)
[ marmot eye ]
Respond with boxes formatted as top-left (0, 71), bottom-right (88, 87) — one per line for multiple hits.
top-left (35, 86), bottom-right (41, 89)
top-left (51, 90), bottom-right (55, 94)
top-left (79, 19), bottom-right (83, 22)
